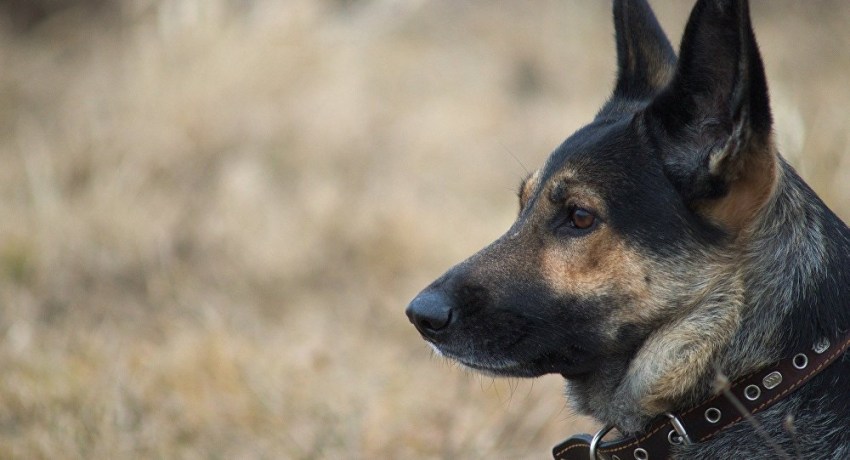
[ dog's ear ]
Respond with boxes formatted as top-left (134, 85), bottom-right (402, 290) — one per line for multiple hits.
top-left (644, 0), bottom-right (776, 231)
top-left (611, 0), bottom-right (676, 100)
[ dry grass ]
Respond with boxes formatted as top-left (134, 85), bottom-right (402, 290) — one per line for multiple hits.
top-left (0, 0), bottom-right (847, 458)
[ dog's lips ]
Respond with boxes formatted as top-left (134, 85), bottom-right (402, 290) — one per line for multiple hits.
top-left (427, 342), bottom-right (536, 376)
top-left (558, 362), bottom-right (595, 379)
top-left (430, 340), bottom-right (596, 378)
top-left (455, 356), bottom-right (541, 377)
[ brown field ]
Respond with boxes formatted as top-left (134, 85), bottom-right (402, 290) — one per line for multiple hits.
top-left (0, 1), bottom-right (848, 458)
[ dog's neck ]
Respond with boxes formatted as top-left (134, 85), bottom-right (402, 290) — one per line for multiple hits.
top-left (722, 159), bottom-right (850, 374)
top-left (567, 159), bottom-right (850, 434)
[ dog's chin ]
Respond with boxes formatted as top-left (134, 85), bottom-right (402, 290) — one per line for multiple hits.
top-left (431, 343), bottom-right (591, 378)
top-left (430, 344), bottom-right (536, 377)
top-left (458, 359), bottom-right (543, 378)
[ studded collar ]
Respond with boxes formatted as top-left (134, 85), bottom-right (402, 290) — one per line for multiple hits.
top-left (552, 332), bottom-right (850, 460)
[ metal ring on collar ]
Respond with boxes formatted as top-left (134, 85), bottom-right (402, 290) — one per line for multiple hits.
top-left (793, 353), bottom-right (809, 369)
top-left (589, 424), bottom-right (615, 460)
top-left (664, 412), bottom-right (692, 445)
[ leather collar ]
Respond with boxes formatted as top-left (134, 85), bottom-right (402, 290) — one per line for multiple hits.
top-left (553, 332), bottom-right (850, 460)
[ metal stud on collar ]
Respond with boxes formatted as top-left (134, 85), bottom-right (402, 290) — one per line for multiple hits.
top-left (813, 338), bottom-right (830, 354)
top-left (762, 370), bottom-right (783, 389)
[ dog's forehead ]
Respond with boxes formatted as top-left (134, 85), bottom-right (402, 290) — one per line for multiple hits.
top-left (536, 117), bottom-right (636, 193)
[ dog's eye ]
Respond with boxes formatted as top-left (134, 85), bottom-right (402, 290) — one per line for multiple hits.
top-left (570, 208), bottom-right (596, 230)
top-left (553, 206), bottom-right (598, 237)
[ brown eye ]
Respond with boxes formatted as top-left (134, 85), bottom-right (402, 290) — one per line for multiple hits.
top-left (570, 208), bottom-right (595, 230)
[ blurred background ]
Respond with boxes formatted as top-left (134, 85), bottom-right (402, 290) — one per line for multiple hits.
top-left (0, 0), bottom-right (848, 458)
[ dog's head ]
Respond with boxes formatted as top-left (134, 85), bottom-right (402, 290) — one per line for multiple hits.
top-left (407, 0), bottom-right (778, 422)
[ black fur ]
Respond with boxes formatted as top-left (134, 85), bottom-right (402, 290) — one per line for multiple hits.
top-left (611, 0), bottom-right (675, 99)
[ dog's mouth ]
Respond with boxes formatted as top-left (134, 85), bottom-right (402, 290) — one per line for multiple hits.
top-left (431, 341), bottom-right (596, 378)
top-left (435, 346), bottom-right (540, 377)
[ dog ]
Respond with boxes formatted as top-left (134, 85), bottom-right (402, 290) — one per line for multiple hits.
top-left (406, 0), bottom-right (850, 458)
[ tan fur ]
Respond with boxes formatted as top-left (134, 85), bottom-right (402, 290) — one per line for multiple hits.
top-left (702, 137), bottom-right (779, 232)
top-left (536, 173), bottom-right (652, 306)
top-left (642, 49), bottom-right (675, 91)
top-left (519, 169), bottom-right (541, 209)
top-left (540, 230), bottom-right (651, 308)
top-left (627, 264), bottom-right (744, 413)
top-left (544, 230), bottom-right (746, 414)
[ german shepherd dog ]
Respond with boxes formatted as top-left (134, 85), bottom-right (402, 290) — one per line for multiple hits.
top-left (406, 0), bottom-right (850, 457)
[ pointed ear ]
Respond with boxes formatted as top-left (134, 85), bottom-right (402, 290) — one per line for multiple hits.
top-left (611, 0), bottom-right (677, 100)
top-left (645, 0), bottom-right (776, 231)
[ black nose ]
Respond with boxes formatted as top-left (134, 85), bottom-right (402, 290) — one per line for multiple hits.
top-left (406, 290), bottom-right (454, 338)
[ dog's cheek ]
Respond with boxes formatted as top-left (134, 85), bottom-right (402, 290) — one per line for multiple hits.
top-left (540, 230), bottom-right (654, 323)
